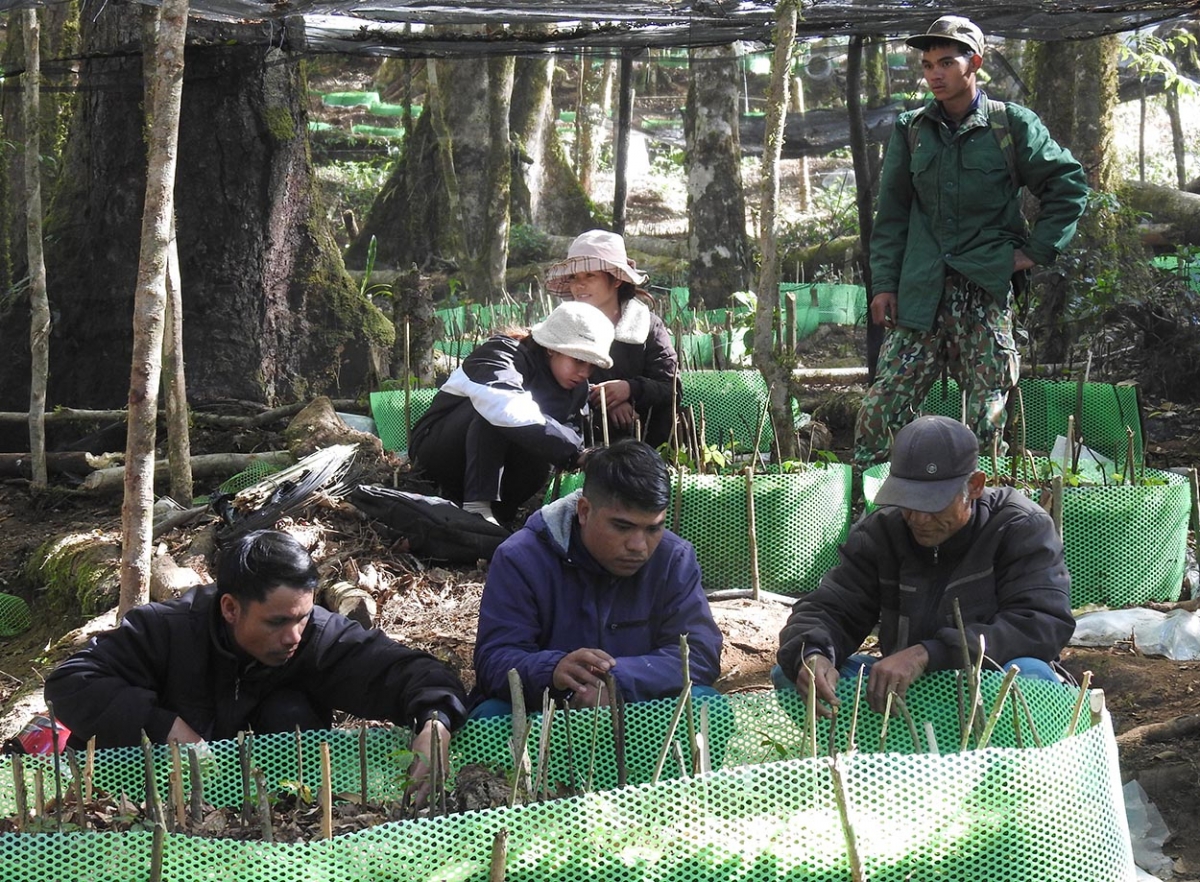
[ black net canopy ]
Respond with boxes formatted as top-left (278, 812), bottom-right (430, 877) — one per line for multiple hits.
top-left (2, 0), bottom-right (1198, 56)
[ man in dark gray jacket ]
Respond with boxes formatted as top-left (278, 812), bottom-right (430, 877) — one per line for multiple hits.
top-left (45, 530), bottom-right (467, 805)
top-left (776, 415), bottom-right (1074, 717)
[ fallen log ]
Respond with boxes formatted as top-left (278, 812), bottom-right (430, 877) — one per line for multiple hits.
top-left (1115, 713), bottom-right (1200, 747)
top-left (81, 451), bottom-right (294, 494)
top-left (0, 400), bottom-right (364, 428)
top-left (0, 451), bottom-right (120, 479)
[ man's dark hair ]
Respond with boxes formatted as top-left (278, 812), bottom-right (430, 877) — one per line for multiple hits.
top-left (582, 440), bottom-right (670, 512)
top-left (216, 530), bottom-right (319, 603)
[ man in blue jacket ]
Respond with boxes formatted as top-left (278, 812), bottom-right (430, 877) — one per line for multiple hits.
top-left (471, 439), bottom-right (723, 716)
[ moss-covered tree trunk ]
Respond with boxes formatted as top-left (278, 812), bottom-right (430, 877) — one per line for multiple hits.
top-left (1027, 35), bottom-right (1120, 364)
top-left (686, 44), bottom-right (751, 310)
top-left (0, 3), bottom-right (391, 411)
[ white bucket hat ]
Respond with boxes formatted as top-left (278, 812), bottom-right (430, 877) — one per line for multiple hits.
top-left (531, 301), bottom-right (615, 369)
top-left (545, 230), bottom-right (649, 294)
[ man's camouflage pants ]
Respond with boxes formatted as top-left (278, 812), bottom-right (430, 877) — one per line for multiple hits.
top-left (854, 275), bottom-right (1020, 468)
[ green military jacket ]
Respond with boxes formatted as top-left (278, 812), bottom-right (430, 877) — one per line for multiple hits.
top-left (869, 93), bottom-right (1090, 331)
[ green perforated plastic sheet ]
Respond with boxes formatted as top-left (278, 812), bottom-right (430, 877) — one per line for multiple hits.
top-left (679, 369), bottom-right (776, 452)
top-left (921, 378), bottom-right (1143, 466)
top-left (553, 463), bottom-right (852, 595)
top-left (370, 388), bottom-right (438, 453)
top-left (864, 459), bottom-right (1189, 608)
top-left (0, 674), bottom-right (1134, 882)
top-left (0, 593), bottom-right (31, 637)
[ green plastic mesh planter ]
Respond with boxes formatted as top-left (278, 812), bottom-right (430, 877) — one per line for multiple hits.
top-left (920, 377), bottom-right (1143, 465)
top-left (864, 459), bottom-right (1189, 607)
top-left (370, 388), bottom-right (438, 453)
top-left (552, 463), bottom-right (851, 595)
top-left (0, 593), bottom-right (31, 637)
top-left (0, 674), bottom-right (1134, 882)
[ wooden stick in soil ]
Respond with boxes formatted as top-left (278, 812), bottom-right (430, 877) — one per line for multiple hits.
top-left (1065, 414), bottom-right (1075, 475)
top-left (187, 746), bottom-right (205, 824)
top-left (12, 755), bottom-right (27, 832)
top-left (429, 722), bottom-right (446, 818)
top-left (253, 768), bottom-right (274, 843)
top-left (829, 754), bottom-right (866, 882)
top-left (85, 736), bottom-right (95, 806)
top-left (169, 740), bottom-right (186, 832)
top-left (404, 319), bottom-right (412, 446)
top-left (294, 725), bottom-right (305, 800)
top-left (559, 699), bottom-right (580, 796)
top-left (686, 404), bottom-right (701, 466)
top-left (976, 666), bottom-right (1020, 750)
top-left (141, 734), bottom-right (168, 876)
top-left (33, 766), bottom-right (46, 825)
top-left (1067, 670), bottom-right (1094, 737)
top-left (697, 401), bottom-right (707, 466)
top-left (744, 466), bottom-right (761, 601)
top-left (359, 723), bottom-right (369, 808)
top-left (1050, 474), bottom-right (1064, 539)
top-left (672, 462), bottom-right (684, 534)
top-left (891, 695), bottom-right (922, 752)
top-left (599, 385), bottom-right (610, 447)
top-left (320, 742), bottom-right (333, 839)
top-left (237, 731), bottom-right (254, 825)
top-left (1010, 682), bottom-right (1044, 748)
top-left (604, 672), bottom-right (627, 788)
top-left (47, 702), bottom-right (64, 832)
top-left (751, 387), bottom-right (773, 469)
top-left (678, 634), bottom-right (699, 774)
top-left (533, 689), bottom-right (555, 801)
top-left (1125, 426), bottom-right (1136, 486)
top-left (803, 656), bottom-right (818, 760)
top-left (651, 682), bottom-right (693, 784)
top-left (959, 635), bottom-right (987, 751)
top-left (847, 664), bottom-right (865, 753)
top-left (879, 692), bottom-right (895, 753)
top-left (489, 828), bottom-right (509, 882)
top-left (669, 367), bottom-right (681, 462)
top-left (695, 702), bottom-right (711, 775)
top-left (65, 748), bottom-right (86, 830)
top-left (507, 668), bottom-right (532, 807)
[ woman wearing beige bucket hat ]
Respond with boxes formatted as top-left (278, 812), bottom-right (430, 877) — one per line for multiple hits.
top-left (546, 230), bottom-right (680, 448)
top-left (408, 301), bottom-right (614, 526)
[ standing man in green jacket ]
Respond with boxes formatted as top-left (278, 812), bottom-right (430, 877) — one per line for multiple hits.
top-left (855, 15), bottom-right (1090, 468)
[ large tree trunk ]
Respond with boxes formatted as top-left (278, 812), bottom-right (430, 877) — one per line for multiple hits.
top-left (685, 45), bottom-right (751, 310)
top-left (1028, 35), bottom-right (1121, 364)
top-left (0, 4), bottom-right (390, 414)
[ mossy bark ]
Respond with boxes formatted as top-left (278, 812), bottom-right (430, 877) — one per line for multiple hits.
top-left (0, 3), bottom-right (391, 411)
top-left (686, 45), bottom-right (752, 310)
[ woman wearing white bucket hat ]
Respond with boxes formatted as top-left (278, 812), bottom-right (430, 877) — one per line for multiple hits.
top-left (409, 301), bottom-right (614, 525)
top-left (546, 230), bottom-right (680, 448)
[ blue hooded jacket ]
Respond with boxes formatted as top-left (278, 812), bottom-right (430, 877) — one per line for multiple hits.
top-left (472, 491), bottom-right (723, 708)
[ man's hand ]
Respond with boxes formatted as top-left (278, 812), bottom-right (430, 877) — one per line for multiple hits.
top-left (404, 717), bottom-right (450, 811)
top-left (870, 292), bottom-right (898, 329)
top-left (604, 401), bottom-right (638, 430)
top-left (166, 717), bottom-right (204, 745)
top-left (867, 644), bottom-right (929, 713)
top-left (1012, 248), bottom-right (1035, 273)
top-left (793, 653), bottom-right (841, 719)
top-left (554, 648), bottom-right (616, 707)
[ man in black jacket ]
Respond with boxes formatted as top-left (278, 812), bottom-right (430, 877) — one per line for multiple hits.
top-left (45, 530), bottom-right (467, 803)
top-left (776, 415), bottom-right (1074, 718)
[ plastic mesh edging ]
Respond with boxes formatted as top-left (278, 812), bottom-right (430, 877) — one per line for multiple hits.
top-left (0, 674), bottom-right (1134, 882)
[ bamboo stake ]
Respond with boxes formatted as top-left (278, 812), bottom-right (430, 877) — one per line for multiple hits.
top-left (678, 635), bottom-right (698, 773)
top-left (142, 733), bottom-right (167, 882)
top-left (12, 755), bottom-right (27, 832)
top-left (847, 665), bottom-right (865, 753)
top-left (237, 731), bottom-right (253, 825)
top-left (169, 740), bottom-right (185, 832)
top-left (803, 656), bottom-right (818, 760)
top-left (892, 695), bottom-right (921, 752)
top-left (960, 635), bottom-right (987, 751)
top-left (85, 737), bottom-right (95, 806)
top-left (1067, 671), bottom-right (1095, 737)
top-left (879, 692), bottom-right (895, 753)
top-left (1010, 682), bottom-right (1044, 748)
top-left (696, 702), bottom-right (711, 775)
top-left (559, 699), bottom-right (579, 795)
top-left (187, 746), bottom-right (204, 824)
top-left (253, 768), bottom-right (274, 843)
top-left (976, 666), bottom-right (1020, 750)
top-left (294, 726), bottom-right (305, 800)
top-left (533, 689), bottom-right (555, 801)
top-left (489, 828), bottom-right (509, 882)
top-left (507, 668), bottom-right (532, 806)
top-left (652, 680), bottom-right (694, 783)
top-left (320, 742), bottom-right (333, 839)
top-left (1065, 414), bottom-right (1076, 475)
top-left (605, 673), bottom-right (627, 788)
top-left (745, 466), bottom-right (761, 601)
top-left (1125, 426), bottom-right (1136, 486)
top-left (599, 385), bottom-right (610, 447)
top-left (66, 748), bottom-right (86, 830)
top-left (47, 702), bottom-right (64, 832)
top-left (430, 720), bottom-right (446, 817)
top-left (359, 724), bottom-right (369, 808)
top-left (829, 755), bottom-right (866, 882)
top-left (33, 767), bottom-right (44, 821)
top-left (923, 721), bottom-right (940, 755)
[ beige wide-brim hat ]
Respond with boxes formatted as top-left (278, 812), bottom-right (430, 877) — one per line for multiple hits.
top-left (545, 230), bottom-right (649, 294)
top-left (531, 301), bottom-right (615, 369)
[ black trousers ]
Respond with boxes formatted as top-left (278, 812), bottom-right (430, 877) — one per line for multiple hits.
top-left (411, 403), bottom-right (552, 521)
